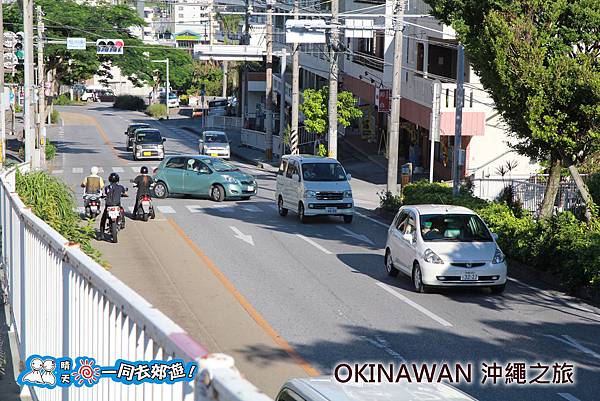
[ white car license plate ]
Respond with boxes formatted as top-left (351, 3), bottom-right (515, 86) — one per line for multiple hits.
top-left (461, 272), bottom-right (478, 281)
top-left (325, 207), bottom-right (337, 214)
top-left (107, 207), bottom-right (120, 219)
top-left (141, 201), bottom-right (150, 212)
top-left (90, 206), bottom-right (97, 212)
top-left (247, 185), bottom-right (254, 192)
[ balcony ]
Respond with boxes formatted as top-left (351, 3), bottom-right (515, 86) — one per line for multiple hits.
top-left (352, 51), bottom-right (384, 72)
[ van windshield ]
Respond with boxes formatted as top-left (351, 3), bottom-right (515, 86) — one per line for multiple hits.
top-left (204, 133), bottom-right (228, 143)
top-left (136, 131), bottom-right (162, 143)
top-left (301, 162), bottom-right (347, 182)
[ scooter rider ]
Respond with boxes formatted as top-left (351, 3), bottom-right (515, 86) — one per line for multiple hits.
top-left (81, 166), bottom-right (104, 194)
top-left (100, 173), bottom-right (128, 236)
top-left (132, 166), bottom-right (154, 219)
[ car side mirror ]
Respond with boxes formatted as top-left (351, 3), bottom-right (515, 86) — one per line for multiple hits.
top-left (292, 173), bottom-right (300, 182)
top-left (402, 233), bottom-right (414, 242)
top-left (492, 233), bottom-right (499, 241)
top-left (346, 173), bottom-right (352, 181)
top-left (162, 138), bottom-right (166, 142)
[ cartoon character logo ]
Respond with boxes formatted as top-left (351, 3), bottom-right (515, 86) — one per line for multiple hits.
top-left (19, 356), bottom-right (57, 388)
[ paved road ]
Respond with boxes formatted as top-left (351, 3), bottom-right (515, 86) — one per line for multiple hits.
top-left (49, 105), bottom-right (600, 401)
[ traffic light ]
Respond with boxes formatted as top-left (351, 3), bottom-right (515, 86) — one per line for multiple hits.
top-left (14, 32), bottom-right (24, 60)
top-left (96, 39), bottom-right (124, 55)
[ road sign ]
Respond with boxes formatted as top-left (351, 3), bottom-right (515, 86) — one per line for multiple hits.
top-left (3, 32), bottom-right (16, 48)
top-left (67, 37), bottom-right (86, 50)
top-left (3, 53), bottom-right (18, 69)
top-left (96, 39), bottom-right (124, 55)
top-left (377, 89), bottom-right (391, 113)
top-left (285, 20), bottom-right (326, 44)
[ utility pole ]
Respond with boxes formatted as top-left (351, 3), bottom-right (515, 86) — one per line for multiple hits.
top-left (222, 61), bottom-right (228, 98)
top-left (278, 48), bottom-right (287, 143)
top-left (387, 0), bottom-right (404, 194)
top-left (264, 0), bottom-right (274, 160)
top-left (452, 44), bottom-right (465, 196)
top-left (37, 6), bottom-right (46, 167)
top-left (23, 0), bottom-right (36, 168)
top-left (429, 81), bottom-right (441, 183)
top-left (0, 1), bottom-right (5, 166)
top-left (327, 0), bottom-right (339, 159)
top-left (242, 0), bottom-right (250, 128)
top-left (290, 0), bottom-right (300, 155)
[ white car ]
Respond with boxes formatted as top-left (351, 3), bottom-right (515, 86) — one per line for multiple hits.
top-left (199, 131), bottom-right (231, 159)
top-left (276, 376), bottom-right (477, 401)
top-left (385, 205), bottom-right (507, 294)
top-left (275, 155), bottom-right (354, 223)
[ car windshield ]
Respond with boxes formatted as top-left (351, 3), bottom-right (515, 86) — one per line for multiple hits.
top-left (420, 213), bottom-right (493, 242)
top-left (203, 158), bottom-right (237, 172)
top-left (136, 131), bottom-right (162, 143)
top-left (301, 162), bottom-right (347, 181)
top-left (204, 133), bottom-right (228, 143)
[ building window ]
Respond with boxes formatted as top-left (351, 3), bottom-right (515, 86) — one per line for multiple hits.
top-left (352, 30), bottom-right (384, 72)
top-left (417, 42), bottom-right (424, 73)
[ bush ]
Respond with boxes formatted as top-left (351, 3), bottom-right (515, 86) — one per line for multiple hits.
top-left (588, 172), bottom-right (600, 206)
top-left (402, 180), bottom-right (489, 210)
top-left (15, 170), bottom-right (106, 267)
top-left (179, 94), bottom-right (189, 106)
top-left (50, 109), bottom-right (60, 124)
top-left (53, 94), bottom-right (74, 106)
top-left (145, 104), bottom-right (167, 118)
top-left (45, 141), bottom-right (56, 160)
top-left (14, 104), bottom-right (22, 113)
top-left (378, 190), bottom-right (402, 212)
top-left (113, 95), bottom-right (145, 111)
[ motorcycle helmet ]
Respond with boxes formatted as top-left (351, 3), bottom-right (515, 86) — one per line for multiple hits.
top-left (140, 166), bottom-right (148, 174)
top-left (90, 166), bottom-right (99, 175)
top-left (108, 172), bottom-right (120, 183)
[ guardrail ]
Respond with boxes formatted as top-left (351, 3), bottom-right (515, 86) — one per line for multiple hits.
top-left (0, 163), bottom-right (272, 401)
top-left (240, 129), bottom-right (285, 158)
top-left (206, 116), bottom-right (243, 130)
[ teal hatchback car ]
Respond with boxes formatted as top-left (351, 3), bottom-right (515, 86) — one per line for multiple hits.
top-left (152, 155), bottom-right (257, 201)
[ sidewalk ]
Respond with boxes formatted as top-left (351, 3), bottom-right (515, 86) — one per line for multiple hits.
top-left (159, 118), bottom-right (384, 209)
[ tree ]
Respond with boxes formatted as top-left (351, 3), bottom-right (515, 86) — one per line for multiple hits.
top-left (299, 87), bottom-right (363, 137)
top-left (4, 1), bottom-right (192, 92)
top-left (424, 0), bottom-right (600, 221)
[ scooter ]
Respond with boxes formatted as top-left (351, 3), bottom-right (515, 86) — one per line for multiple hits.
top-left (132, 182), bottom-right (156, 222)
top-left (105, 191), bottom-right (128, 244)
top-left (83, 192), bottom-right (102, 219)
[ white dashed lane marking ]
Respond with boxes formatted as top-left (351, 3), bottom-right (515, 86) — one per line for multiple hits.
top-left (112, 167), bottom-right (124, 173)
top-left (156, 205), bottom-right (176, 214)
top-left (72, 167), bottom-right (83, 174)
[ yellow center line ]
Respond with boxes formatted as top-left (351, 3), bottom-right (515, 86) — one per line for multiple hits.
top-left (167, 218), bottom-right (321, 377)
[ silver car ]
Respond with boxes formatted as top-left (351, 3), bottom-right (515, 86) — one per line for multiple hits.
top-left (198, 130), bottom-right (230, 159)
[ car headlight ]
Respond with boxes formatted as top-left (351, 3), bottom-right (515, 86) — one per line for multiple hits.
top-left (136, 145), bottom-right (142, 151)
top-left (492, 247), bottom-right (505, 264)
top-left (343, 190), bottom-right (353, 198)
top-left (223, 175), bottom-right (239, 184)
top-left (304, 190), bottom-right (316, 198)
top-left (424, 248), bottom-right (444, 264)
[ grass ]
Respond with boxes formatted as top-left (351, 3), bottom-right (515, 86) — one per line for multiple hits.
top-left (45, 141), bottom-right (56, 160)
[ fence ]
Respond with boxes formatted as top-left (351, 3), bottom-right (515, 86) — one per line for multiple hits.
top-left (206, 116), bottom-right (243, 130)
top-left (240, 129), bottom-right (285, 157)
top-left (472, 176), bottom-right (583, 214)
top-left (0, 163), bottom-right (272, 401)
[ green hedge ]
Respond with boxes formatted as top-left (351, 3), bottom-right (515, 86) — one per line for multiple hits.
top-left (113, 95), bottom-right (146, 111)
top-left (15, 170), bottom-right (106, 267)
top-left (50, 109), bottom-right (60, 124)
top-left (145, 104), bottom-right (167, 118)
top-left (45, 141), bottom-right (56, 160)
top-left (383, 181), bottom-right (600, 296)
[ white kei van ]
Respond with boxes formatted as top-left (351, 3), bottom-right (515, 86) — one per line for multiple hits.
top-left (275, 155), bottom-right (354, 223)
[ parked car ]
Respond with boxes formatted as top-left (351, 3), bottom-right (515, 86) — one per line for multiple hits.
top-left (152, 155), bottom-right (257, 201)
top-left (198, 130), bottom-right (230, 159)
top-left (81, 86), bottom-right (114, 102)
top-left (159, 92), bottom-right (180, 108)
top-left (131, 128), bottom-right (166, 161)
top-left (124, 123), bottom-right (150, 150)
top-left (275, 155), bottom-right (354, 224)
top-left (208, 98), bottom-right (229, 116)
top-left (276, 376), bottom-right (478, 401)
top-left (385, 205), bottom-right (508, 294)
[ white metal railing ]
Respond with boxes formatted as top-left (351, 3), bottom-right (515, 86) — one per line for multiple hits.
top-left (240, 129), bottom-right (285, 157)
top-left (0, 163), bottom-right (272, 401)
top-left (206, 115), bottom-right (243, 129)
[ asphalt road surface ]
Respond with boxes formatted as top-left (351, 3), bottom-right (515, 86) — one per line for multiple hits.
top-left (49, 105), bottom-right (600, 401)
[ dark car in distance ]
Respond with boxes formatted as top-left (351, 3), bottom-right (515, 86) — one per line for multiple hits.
top-left (125, 123), bottom-right (150, 150)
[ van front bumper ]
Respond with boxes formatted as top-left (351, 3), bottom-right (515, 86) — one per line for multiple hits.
top-left (304, 199), bottom-right (354, 216)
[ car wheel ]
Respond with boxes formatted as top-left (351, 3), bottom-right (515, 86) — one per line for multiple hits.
top-left (153, 182), bottom-right (169, 199)
top-left (490, 283), bottom-right (506, 295)
top-left (343, 215), bottom-right (353, 224)
top-left (412, 263), bottom-right (428, 293)
top-left (278, 196), bottom-right (288, 217)
top-left (298, 202), bottom-right (307, 224)
top-left (211, 184), bottom-right (225, 202)
top-left (385, 249), bottom-right (399, 277)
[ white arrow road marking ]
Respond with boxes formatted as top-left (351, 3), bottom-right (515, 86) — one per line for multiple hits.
top-left (360, 335), bottom-right (406, 362)
top-left (337, 226), bottom-right (375, 246)
top-left (376, 282), bottom-right (453, 327)
top-left (230, 226), bottom-right (254, 246)
top-left (545, 334), bottom-right (600, 361)
top-left (296, 234), bottom-right (332, 255)
top-left (112, 166), bottom-right (124, 173)
top-left (558, 393), bottom-right (582, 401)
top-left (51, 170), bottom-right (63, 175)
top-left (156, 206), bottom-right (176, 214)
top-left (72, 167), bottom-right (83, 174)
top-left (355, 212), bottom-right (389, 228)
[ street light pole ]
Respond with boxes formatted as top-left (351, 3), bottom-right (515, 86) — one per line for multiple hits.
top-left (151, 59), bottom-right (170, 120)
